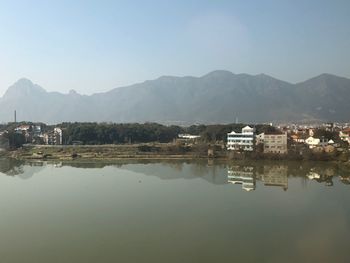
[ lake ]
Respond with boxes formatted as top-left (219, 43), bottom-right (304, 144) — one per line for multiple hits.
top-left (0, 159), bottom-right (349, 263)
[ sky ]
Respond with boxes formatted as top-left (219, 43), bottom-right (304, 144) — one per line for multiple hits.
top-left (0, 0), bottom-right (349, 95)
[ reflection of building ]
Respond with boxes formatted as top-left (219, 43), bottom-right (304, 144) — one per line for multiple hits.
top-left (306, 168), bottom-right (334, 186)
top-left (259, 165), bottom-right (288, 191)
top-left (227, 126), bottom-right (255, 151)
top-left (339, 176), bottom-right (350, 185)
top-left (227, 166), bottom-right (255, 191)
top-left (307, 172), bottom-right (320, 180)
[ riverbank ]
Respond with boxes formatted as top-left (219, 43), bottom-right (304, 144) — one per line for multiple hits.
top-left (2, 143), bottom-right (220, 161)
top-left (2, 143), bottom-right (350, 166)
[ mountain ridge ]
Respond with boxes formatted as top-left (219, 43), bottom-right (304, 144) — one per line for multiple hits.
top-left (1, 71), bottom-right (349, 124)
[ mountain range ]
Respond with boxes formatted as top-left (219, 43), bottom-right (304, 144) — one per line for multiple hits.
top-left (1, 70), bottom-right (349, 124)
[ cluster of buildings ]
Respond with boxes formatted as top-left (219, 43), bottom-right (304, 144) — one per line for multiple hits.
top-left (227, 126), bottom-right (288, 154)
top-left (289, 125), bottom-right (350, 152)
top-left (1, 124), bottom-right (63, 146)
top-left (227, 123), bottom-right (350, 154)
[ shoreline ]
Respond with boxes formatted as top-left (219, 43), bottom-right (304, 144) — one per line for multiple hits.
top-left (1, 144), bottom-right (349, 167)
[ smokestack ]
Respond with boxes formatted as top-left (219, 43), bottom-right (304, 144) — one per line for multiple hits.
top-left (14, 110), bottom-right (16, 123)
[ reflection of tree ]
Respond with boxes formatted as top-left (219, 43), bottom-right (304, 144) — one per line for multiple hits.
top-left (0, 159), bottom-right (45, 179)
top-left (1, 158), bottom-right (349, 188)
top-left (0, 158), bottom-right (25, 176)
top-left (307, 167), bottom-right (336, 186)
top-left (340, 176), bottom-right (350, 185)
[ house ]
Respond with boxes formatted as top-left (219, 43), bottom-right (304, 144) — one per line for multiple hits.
top-left (15, 125), bottom-right (31, 133)
top-left (44, 127), bottom-right (63, 145)
top-left (305, 136), bottom-right (320, 149)
top-left (305, 136), bottom-right (330, 149)
top-left (255, 133), bottom-right (264, 145)
top-left (178, 134), bottom-right (200, 140)
top-left (291, 134), bottom-right (305, 143)
top-left (227, 126), bottom-right (255, 151)
top-left (339, 129), bottom-right (350, 144)
top-left (263, 132), bottom-right (288, 154)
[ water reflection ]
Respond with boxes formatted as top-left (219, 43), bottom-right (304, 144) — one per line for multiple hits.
top-left (227, 162), bottom-right (350, 191)
top-left (228, 166), bottom-right (255, 191)
top-left (0, 159), bottom-right (45, 179)
top-left (0, 158), bottom-right (349, 190)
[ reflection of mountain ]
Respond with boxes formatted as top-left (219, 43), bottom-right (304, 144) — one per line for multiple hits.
top-left (17, 162), bottom-right (45, 180)
top-left (0, 158), bottom-right (25, 176)
top-left (118, 161), bottom-right (228, 185)
top-left (1, 159), bottom-right (349, 188)
top-left (0, 159), bottom-right (44, 179)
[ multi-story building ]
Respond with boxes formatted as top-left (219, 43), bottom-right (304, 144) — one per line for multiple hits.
top-left (339, 129), bottom-right (350, 144)
top-left (44, 127), bottom-right (63, 145)
top-left (227, 126), bottom-right (255, 151)
top-left (263, 132), bottom-right (288, 154)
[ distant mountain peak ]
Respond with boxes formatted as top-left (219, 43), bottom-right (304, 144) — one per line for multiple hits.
top-left (68, 89), bottom-right (79, 95)
top-left (3, 78), bottom-right (46, 99)
top-left (202, 70), bottom-right (235, 78)
top-left (14, 78), bottom-right (34, 86)
top-left (0, 71), bottom-right (349, 123)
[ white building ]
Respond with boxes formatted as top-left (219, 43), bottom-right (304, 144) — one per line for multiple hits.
top-left (227, 126), bottom-right (255, 151)
top-left (178, 134), bottom-right (200, 140)
top-left (339, 129), bottom-right (350, 144)
top-left (305, 136), bottom-right (328, 149)
top-left (305, 136), bottom-right (320, 149)
top-left (44, 127), bottom-right (63, 145)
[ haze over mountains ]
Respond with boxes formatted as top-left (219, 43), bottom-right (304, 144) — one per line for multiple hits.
top-left (1, 70), bottom-right (349, 124)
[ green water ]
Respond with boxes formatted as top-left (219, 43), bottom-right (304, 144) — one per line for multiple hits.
top-left (0, 159), bottom-right (349, 263)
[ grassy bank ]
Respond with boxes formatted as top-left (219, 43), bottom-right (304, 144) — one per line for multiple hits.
top-left (4, 143), bottom-right (222, 161)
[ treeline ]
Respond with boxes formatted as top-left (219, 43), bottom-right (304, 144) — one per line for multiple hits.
top-left (0, 121), bottom-right (277, 146)
top-left (58, 122), bottom-right (276, 145)
top-left (60, 123), bottom-right (182, 144)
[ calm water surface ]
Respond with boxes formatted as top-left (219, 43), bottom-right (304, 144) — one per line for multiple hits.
top-left (0, 159), bottom-right (349, 263)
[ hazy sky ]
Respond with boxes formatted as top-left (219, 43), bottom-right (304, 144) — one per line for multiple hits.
top-left (0, 0), bottom-right (349, 95)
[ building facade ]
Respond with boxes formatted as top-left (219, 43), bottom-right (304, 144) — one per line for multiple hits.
top-left (227, 126), bottom-right (255, 151)
top-left (44, 127), bottom-right (63, 145)
top-left (263, 132), bottom-right (288, 154)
